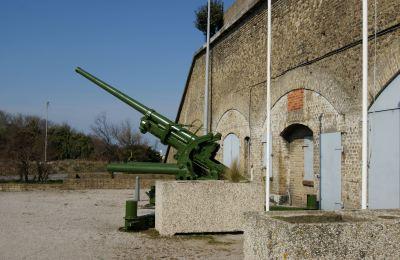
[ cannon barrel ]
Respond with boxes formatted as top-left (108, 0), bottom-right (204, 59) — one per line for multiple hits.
top-left (75, 67), bottom-right (196, 146)
top-left (75, 67), bottom-right (226, 179)
top-left (107, 162), bottom-right (188, 176)
top-left (76, 67), bottom-right (169, 123)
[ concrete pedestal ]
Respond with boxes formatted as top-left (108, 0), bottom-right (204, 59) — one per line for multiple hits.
top-left (155, 180), bottom-right (264, 236)
top-left (243, 210), bottom-right (400, 259)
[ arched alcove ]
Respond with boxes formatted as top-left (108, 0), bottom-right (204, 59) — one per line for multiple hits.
top-left (281, 123), bottom-right (313, 142)
top-left (264, 88), bottom-right (341, 207)
top-left (215, 109), bottom-right (250, 176)
top-left (368, 73), bottom-right (400, 209)
top-left (223, 133), bottom-right (240, 168)
top-left (280, 124), bottom-right (314, 207)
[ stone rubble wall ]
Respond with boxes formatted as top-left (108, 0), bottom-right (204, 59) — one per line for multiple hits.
top-left (0, 173), bottom-right (175, 191)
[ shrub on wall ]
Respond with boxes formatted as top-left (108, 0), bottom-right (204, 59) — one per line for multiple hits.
top-left (194, 0), bottom-right (224, 38)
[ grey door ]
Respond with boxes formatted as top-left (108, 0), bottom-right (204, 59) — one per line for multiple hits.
top-left (321, 132), bottom-right (342, 210)
top-left (368, 75), bottom-right (400, 209)
top-left (223, 134), bottom-right (240, 168)
top-left (368, 110), bottom-right (400, 208)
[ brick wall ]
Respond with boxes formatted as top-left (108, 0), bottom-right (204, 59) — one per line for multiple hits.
top-left (223, 0), bottom-right (260, 27)
top-left (168, 0), bottom-right (400, 209)
top-left (0, 183), bottom-right (64, 192)
top-left (287, 89), bottom-right (304, 111)
top-left (0, 173), bottom-right (175, 191)
top-left (288, 139), bottom-right (316, 207)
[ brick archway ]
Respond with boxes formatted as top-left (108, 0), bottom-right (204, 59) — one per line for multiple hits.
top-left (263, 88), bottom-right (342, 204)
top-left (215, 109), bottom-right (251, 176)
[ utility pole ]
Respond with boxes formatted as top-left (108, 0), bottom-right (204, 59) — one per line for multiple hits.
top-left (44, 101), bottom-right (49, 163)
top-left (204, 0), bottom-right (211, 135)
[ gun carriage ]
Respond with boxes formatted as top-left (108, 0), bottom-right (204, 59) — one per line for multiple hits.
top-left (76, 67), bottom-right (227, 181)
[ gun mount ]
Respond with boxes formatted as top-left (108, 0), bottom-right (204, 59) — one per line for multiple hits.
top-left (75, 67), bottom-right (227, 180)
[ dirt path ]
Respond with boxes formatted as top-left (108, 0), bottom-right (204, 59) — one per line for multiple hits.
top-left (0, 190), bottom-right (243, 259)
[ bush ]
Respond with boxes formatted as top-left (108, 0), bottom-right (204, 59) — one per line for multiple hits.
top-left (223, 160), bottom-right (246, 182)
top-left (194, 0), bottom-right (224, 38)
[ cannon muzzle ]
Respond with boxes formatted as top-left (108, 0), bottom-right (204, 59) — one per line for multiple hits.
top-left (75, 67), bottom-right (196, 146)
top-left (76, 67), bottom-right (150, 115)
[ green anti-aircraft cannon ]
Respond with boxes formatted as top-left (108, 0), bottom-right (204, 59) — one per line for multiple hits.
top-left (75, 67), bottom-right (227, 180)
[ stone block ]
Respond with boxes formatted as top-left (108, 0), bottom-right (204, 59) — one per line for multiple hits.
top-left (155, 180), bottom-right (264, 236)
top-left (243, 210), bottom-right (400, 259)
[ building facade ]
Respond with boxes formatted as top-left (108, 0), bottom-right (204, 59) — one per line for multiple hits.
top-left (167, 0), bottom-right (400, 209)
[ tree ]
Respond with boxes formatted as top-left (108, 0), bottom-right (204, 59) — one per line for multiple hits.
top-left (5, 116), bottom-right (44, 182)
top-left (195, 0), bottom-right (224, 38)
top-left (90, 113), bottom-right (119, 162)
top-left (0, 110), bottom-right (10, 159)
top-left (0, 109), bottom-right (161, 178)
top-left (48, 124), bottom-right (93, 160)
top-left (90, 113), bottom-right (162, 163)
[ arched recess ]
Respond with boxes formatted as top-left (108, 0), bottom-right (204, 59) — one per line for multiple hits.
top-left (368, 73), bottom-right (400, 209)
top-left (215, 109), bottom-right (251, 176)
top-left (281, 124), bottom-right (314, 207)
top-left (367, 38), bottom-right (400, 104)
top-left (223, 133), bottom-right (240, 168)
top-left (281, 123), bottom-right (313, 142)
top-left (263, 88), bottom-right (342, 207)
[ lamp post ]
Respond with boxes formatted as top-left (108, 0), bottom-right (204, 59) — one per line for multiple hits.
top-left (44, 101), bottom-right (49, 163)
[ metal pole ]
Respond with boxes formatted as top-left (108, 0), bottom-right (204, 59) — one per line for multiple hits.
top-left (265, 0), bottom-right (272, 212)
top-left (44, 101), bottom-right (49, 163)
top-left (361, 0), bottom-right (368, 209)
top-left (318, 113), bottom-right (323, 209)
top-left (135, 176), bottom-right (140, 201)
top-left (204, 0), bottom-right (211, 135)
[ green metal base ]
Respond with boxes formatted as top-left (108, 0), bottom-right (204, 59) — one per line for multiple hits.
top-left (124, 199), bottom-right (155, 231)
top-left (124, 214), bottom-right (155, 232)
top-left (146, 186), bottom-right (156, 205)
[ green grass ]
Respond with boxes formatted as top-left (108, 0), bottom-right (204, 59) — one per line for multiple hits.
top-left (223, 160), bottom-right (246, 182)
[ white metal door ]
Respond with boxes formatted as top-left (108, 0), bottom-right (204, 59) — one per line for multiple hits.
top-left (368, 110), bottom-right (400, 208)
top-left (223, 134), bottom-right (240, 168)
top-left (368, 75), bottom-right (400, 209)
top-left (321, 132), bottom-right (342, 210)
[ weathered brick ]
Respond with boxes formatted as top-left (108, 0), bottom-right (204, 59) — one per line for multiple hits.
top-left (167, 0), bottom-right (400, 209)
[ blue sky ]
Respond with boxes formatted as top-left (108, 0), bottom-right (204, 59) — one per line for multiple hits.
top-left (0, 0), bottom-right (235, 141)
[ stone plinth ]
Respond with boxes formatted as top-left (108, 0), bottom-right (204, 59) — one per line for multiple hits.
top-left (243, 210), bottom-right (400, 259)
top-left (155, 180), bottom-right (264, 236)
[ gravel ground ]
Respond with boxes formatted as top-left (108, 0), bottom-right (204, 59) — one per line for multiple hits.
top-left (0, 190), bottom-right (243, 260)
